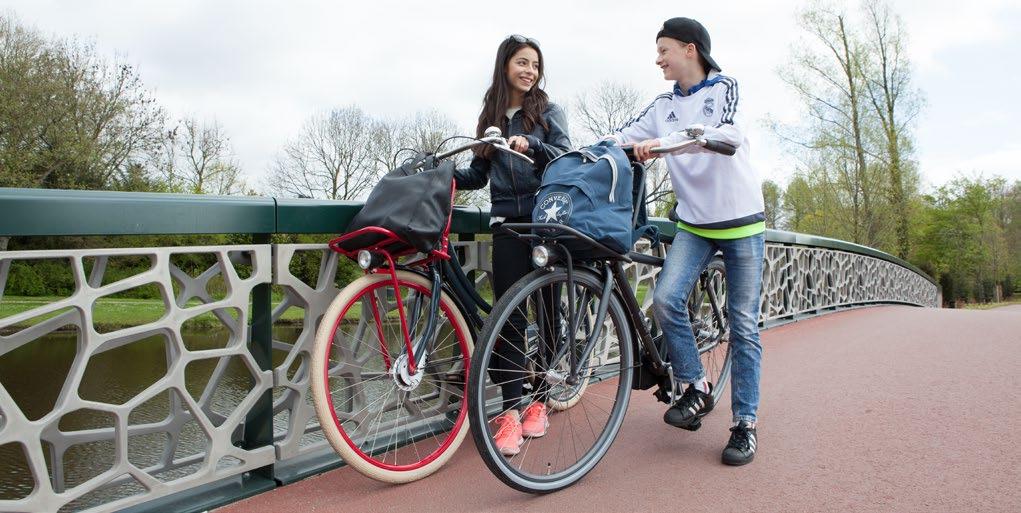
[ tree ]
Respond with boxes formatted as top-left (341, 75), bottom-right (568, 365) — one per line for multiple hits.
top-left (859, 0), bottom-right (923, 258)
top-left (368, 111), bottom-right (460, 172)
top-left (573, 81), bottom-right (673, 215)
top-left (771, 1), bottom-right (889, 248)
top-left (762, 179), bottom-right (784, 229)
top-left (0, 14), bottom-right (53, 188)
top-left (172, 118), bottom-right (244, 195)
top-left (912, 176), bottom-right (1017, 305)
top-left (267, 106), bottom-right (377, 200)
top-left (394, 110), bottom-right (487, 207)
top-left (0, 14), bottom-right (165, 190)
top-left (112, 162), bottom-right (167, 192)
top-left (771, 1), bottom-right (928, 258)
top-left (781, 169), bottom-right (851, 238)
top-left (572, 81), bottom-right (643, 145)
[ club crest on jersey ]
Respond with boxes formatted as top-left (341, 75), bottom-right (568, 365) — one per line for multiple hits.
top-left (537, 192), bottom-right (572, 224)
top-left (665, 111), bottom-right (678, 123)
top-left (702, 97), bottom-right (715, 117)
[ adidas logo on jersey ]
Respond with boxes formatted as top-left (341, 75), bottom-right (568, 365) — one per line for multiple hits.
top-left (665, 111), bottom-right (678, 123)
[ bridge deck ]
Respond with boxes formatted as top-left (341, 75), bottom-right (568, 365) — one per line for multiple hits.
top-left (218, 305), bottom-right (1021, 513)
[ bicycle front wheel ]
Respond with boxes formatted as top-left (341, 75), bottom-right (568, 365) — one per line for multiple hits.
top-left (468, 266), bottom-right (633, 493)
top-left (310, 271), bottom-right (472, 483)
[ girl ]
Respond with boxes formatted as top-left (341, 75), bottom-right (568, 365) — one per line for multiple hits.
top-left (454, 34), bottom-right (571, 456)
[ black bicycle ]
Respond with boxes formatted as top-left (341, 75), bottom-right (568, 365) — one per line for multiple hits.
top-left (467, 131), bottom-right (735, 493)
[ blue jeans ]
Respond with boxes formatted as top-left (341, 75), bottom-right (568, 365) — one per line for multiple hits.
top-left (652, 229), bottom-right (765, 423)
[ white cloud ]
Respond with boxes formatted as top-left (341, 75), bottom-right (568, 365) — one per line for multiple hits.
top-left (920, 145), bottom-right (1021, 189)
top-left (900, 0), bottom-right (1017, 73)
top-left (3, 0), bottom-right (1019, 192)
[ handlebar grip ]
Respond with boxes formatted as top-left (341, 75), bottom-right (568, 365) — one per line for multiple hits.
top-left (702, 140), bottom-right (737, 156)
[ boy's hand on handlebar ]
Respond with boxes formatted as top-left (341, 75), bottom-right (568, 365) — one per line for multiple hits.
top-left (633, 138), bottom-right (661, 162)
top-left (508, 135), bottom-right (529, 154)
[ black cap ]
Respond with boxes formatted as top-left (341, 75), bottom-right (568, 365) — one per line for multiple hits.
top-left (656, 17), bottom-right (721, 72)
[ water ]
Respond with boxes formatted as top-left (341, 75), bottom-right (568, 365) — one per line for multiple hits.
top-left (0, 325), bottom-right (303, 510)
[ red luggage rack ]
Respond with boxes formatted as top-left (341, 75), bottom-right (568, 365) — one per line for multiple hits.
top-left (328, 225), bottom-right (452, 270)
top-left (326, 225), bottom-right (452, 376)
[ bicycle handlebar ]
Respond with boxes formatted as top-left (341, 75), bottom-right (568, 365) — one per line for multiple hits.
top-left (433, 127), bottom-right (535, 165)
top-left (698, 139), bottom-right (737, 156)
top-left (619, 125), bottom-right (737, 157)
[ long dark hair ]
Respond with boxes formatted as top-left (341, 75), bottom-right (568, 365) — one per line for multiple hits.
top-left (474, 37), bottom-right (550, 158)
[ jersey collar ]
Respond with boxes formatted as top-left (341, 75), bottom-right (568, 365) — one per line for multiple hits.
top-left (674, 71), bottom-right (722, 97)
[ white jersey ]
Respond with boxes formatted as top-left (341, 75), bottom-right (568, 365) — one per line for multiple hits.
top-left (607, 72), bottom-right (764, 230)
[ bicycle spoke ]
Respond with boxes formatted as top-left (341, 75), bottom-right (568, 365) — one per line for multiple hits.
top-left (471, 267), bottom-right (633, 491)
top-left (314, 274), bottom-right (472, 475)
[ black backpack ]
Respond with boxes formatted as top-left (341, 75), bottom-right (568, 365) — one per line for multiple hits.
top-left (341, 155), bottom-right (454, 254)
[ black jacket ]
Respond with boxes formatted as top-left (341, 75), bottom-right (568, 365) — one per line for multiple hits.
top-left (454, 103), bottom-right (571, 217)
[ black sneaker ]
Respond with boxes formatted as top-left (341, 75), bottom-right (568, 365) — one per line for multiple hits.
top-left (721, 421), bottom-right (757, 466)
top-left (663, 383), bottom-right (714, 431)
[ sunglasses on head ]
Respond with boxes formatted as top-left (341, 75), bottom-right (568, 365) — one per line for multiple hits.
top-left (507, 34), bottom-right (540, 47)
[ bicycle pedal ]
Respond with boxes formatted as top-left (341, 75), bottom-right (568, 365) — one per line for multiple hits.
top-left (653, 387), bottom-right (672, 404)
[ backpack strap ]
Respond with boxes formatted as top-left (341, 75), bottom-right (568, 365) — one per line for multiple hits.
top-left (634, 224), bottom-right (660, 245)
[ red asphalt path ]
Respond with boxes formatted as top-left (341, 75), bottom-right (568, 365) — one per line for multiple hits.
top-left (218, 306), bottom-right (1021, 513)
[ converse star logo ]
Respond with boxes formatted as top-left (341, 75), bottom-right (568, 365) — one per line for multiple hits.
top-left (537, 192), bottom-right (572, 224)
top-left (665, 111), bottom-right (678, 123)
top-left (542, 202), bottom-right (562, 221)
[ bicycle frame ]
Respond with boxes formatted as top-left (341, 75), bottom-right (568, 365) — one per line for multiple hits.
top-left (323, 128), bottom-right (534, 377)
top-left (328, 222), bottom-right (452, 376)
top-left (495, 221), bottom-right (726, 403)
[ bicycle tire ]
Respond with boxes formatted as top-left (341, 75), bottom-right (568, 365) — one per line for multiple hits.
top-left (310, 271), bottom-right (472, 483)
top-left (468, 266), bottom-right (633, 493)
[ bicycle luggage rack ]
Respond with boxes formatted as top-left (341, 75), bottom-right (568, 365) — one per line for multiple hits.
top-left (328, 226), bottom-right (450, 263)
top-left (496, 222), bottom-right (632, 263)
top-left (327, 226), bottom-right (451, 376)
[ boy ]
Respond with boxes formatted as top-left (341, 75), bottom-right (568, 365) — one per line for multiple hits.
top-left (605, 17), bottom-right (765, 466)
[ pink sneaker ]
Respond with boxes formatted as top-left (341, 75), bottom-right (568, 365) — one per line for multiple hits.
top-left (492, 412), bottom-right (523, 456)
top-left (520, 402), bottom-right (549, 438)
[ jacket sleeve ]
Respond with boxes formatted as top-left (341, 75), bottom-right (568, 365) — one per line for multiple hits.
top-left (453, 155), bottom-right (491, 190)
top-left (523, 104), bottom-right (572, 172)
top-left (659, 78), bottom-right (744, 153)
top-left (657, 122), bottom-right (744, 152)
top-left (603, 96), bottom-right (664, 145)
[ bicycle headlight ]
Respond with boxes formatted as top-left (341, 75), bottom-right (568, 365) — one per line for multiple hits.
top-left (357, 250), bottom-right (376, 270)
top-left (531, 245), bottom-right (555, 267)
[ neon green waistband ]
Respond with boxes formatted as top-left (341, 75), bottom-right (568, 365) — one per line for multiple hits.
top-left (676, 220), bottom-right (766, 240)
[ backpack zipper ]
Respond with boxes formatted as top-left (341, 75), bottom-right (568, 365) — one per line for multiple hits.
top-left (597, 155), bottom-right (618, 203)
top-left (546, 149), bottom-right (619, 203)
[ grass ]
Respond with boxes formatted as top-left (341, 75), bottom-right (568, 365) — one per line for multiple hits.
top-left (2, 282), bottom-right (641, 332)
top-left (0, 296), bottom-right (305, 331)
top-left (961, 297), bottom-right (1021, 310)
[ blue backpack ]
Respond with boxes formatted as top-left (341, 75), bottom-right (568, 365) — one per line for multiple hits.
top-left (533, 141), bottom-right (656, 256)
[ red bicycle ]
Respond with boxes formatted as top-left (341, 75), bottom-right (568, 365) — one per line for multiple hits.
top-left (309, 128), bottom-right (534, 483)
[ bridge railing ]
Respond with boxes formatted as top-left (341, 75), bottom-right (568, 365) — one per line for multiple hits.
top-left (0, 188), bottom-right (939, 513)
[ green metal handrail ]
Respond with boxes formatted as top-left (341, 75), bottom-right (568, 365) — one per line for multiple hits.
top-left (0, 187), bottom-right (937, 285)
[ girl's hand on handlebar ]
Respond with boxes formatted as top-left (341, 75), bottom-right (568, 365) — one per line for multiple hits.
top-left (508, 135), bottom-right (529, 154)
top-left (633, 138), bottom-right (661, 162)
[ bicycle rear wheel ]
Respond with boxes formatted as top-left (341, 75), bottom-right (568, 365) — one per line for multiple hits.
top-left (310, 271), bottom-right (472, 483)
top-left (468, 266), bottom-right (633, 493)
top-left (689, 257), bottom-right (732, 403)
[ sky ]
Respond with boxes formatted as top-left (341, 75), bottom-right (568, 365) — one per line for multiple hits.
top-left (3, 0), bottom-right (1019, 192)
